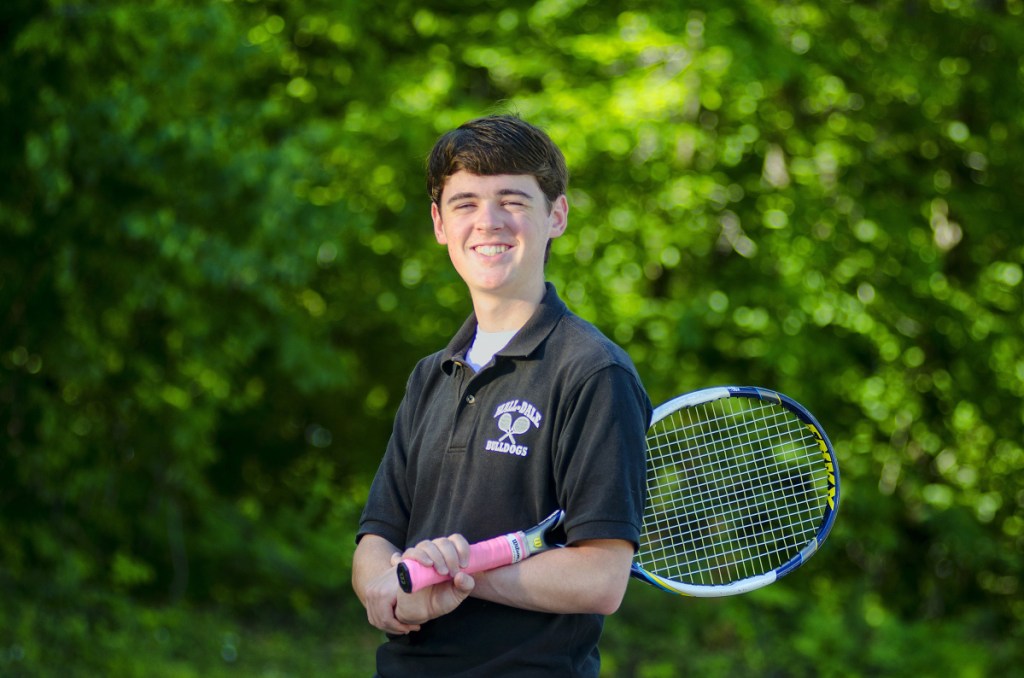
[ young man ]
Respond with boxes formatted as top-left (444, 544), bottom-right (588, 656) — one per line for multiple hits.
top-left (352, 115), bottom-right (651, 676)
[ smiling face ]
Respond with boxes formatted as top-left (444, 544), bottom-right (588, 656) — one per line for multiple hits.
top-left (432, 171), bottom-right (568, 309)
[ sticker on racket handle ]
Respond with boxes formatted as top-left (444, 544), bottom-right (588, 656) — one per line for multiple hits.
top-left (396, 509), bottom-right (564, 593)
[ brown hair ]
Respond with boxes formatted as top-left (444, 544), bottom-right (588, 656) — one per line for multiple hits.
top-left (426, 114), bottom-right (568, 207)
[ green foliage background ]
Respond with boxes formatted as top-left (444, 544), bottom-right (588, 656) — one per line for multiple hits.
top-left (2, 0), bottom-right (1022, 675)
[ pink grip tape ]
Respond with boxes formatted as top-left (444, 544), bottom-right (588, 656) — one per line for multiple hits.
top-left (398, 531), bottom-right (527, 593)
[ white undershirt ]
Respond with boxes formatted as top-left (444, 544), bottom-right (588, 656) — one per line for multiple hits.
top-left (465, 329), bottom-right (517, 372)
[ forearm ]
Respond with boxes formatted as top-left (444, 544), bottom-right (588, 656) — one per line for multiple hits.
top-left (469, 539), bottom-right (634, 615)
top-left (352, 535), bottom-right (399, 603)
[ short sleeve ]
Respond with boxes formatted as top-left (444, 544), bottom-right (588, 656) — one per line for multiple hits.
top-left (553, 365), bottom-right (650, 548)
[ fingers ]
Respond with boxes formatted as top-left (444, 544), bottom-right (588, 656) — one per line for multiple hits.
top-left (402, 534), bottom-right (471, 578)
top-left (359, 536), bottom-right (473, 636)
top-left (394, 569), bottom-right (476, 627)
top-left (452, 570), bottom-right (475, 593)
top-left (362, 566), bottom-right (421, 635)
top-left (387, 611), bottom-right (422, 634)
top-left (368, 603), bottom-right (420, 635)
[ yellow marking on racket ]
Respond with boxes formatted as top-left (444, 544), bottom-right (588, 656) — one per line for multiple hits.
top-left (642, 570), bottom-right (694, 597)
top-left (807, 423), bottom-right (828, 452)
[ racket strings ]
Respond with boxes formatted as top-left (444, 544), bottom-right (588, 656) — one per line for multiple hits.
top-left (671, 401), bottom-right (823, 577)
top-left (643, 485), bottom-right (821, 579)
top-left (644, 406), bottom-right (823, 580)
top-left (645, 466), bottom-right (823, 550)
top-left (648, 426), bottom-right (823, 500)
top-left (651, 411), bottom-right (825, 516)
top-left (639, 397), bottom-right (831, 586)
top-left (646, 408), bottom-right (824, 513)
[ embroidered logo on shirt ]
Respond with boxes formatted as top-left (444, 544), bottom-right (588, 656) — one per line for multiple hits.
top-left (485, 400), bottom-right (542, 457)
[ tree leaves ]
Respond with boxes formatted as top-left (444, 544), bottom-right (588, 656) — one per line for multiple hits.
top-left (2, 0), bottom-right (1022, 675)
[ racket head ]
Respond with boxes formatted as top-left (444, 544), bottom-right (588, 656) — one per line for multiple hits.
top-left (633, 386), bottom-right (840, 597)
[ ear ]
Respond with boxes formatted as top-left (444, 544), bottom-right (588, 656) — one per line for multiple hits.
top-left (431, 202), bottom-right (447, 244)
top-left (547, 194), bottom-right (569, 239)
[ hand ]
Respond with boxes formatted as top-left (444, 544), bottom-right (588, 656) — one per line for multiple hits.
top-left (392, 535), bottom-right (476, 625)
top-left (360, 562), bottom-right (423, 635)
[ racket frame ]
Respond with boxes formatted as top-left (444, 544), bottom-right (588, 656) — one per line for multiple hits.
top-left (631, 386), bottom-right (840, 597)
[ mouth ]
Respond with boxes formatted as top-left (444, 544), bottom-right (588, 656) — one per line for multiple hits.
top-left (473, 245), bottom-right (511, 256)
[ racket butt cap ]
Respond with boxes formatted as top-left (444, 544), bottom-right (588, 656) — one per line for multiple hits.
top-left (396, 562), bottom-right (413, 593)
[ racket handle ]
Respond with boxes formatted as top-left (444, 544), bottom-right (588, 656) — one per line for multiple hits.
top-left (397, 531), bottom-right (528, 593)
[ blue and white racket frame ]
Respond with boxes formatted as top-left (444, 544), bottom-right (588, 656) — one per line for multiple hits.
top-left (630, 385), bottom-right (841, 597)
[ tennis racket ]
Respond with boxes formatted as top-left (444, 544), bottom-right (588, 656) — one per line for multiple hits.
top-left (397, 386), bottom-right (840, 597)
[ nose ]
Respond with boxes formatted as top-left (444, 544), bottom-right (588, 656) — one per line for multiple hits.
top-left (474, 201), bottom-right (504, 230)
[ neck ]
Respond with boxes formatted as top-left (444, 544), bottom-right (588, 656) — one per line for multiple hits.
top-left (471, 283), bottom-right (546, 333)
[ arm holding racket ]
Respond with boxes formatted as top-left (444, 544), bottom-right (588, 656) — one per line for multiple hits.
top-left (397, 510), bottom-right (565, 593)
top-left (397, 510), bottom-right (635, 615)
top-left (468, 537), bottom-right (635, 615)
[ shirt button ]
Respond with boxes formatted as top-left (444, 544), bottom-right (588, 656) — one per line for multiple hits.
top-left (466, 394), bottom-right (476, 404)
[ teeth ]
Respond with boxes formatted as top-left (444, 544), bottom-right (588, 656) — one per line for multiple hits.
top-left (476, 245), bottom-right (510, 256)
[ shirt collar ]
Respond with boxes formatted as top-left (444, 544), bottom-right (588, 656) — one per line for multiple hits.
top-left (441, 282), bottom-right (568, 373)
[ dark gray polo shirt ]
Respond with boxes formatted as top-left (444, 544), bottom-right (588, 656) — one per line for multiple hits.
top-left (358, 283), bottom-right (650, 677)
